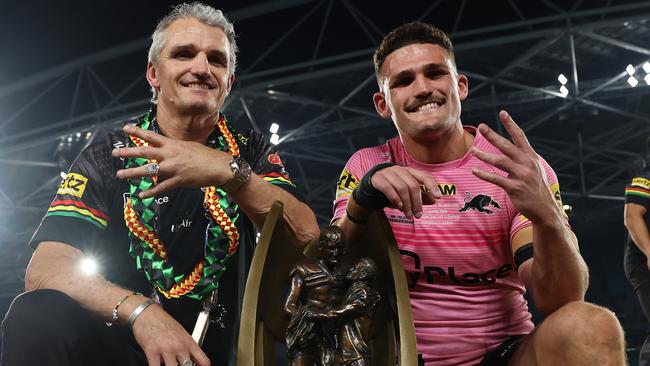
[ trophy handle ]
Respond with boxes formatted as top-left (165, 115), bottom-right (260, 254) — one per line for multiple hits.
top-left (377, 213), bottom-right (418, 365)
top-left (238, 201), bottom-right (304, 365)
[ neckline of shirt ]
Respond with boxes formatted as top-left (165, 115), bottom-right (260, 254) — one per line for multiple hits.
top-left (392, 125), bottom-right (483, 172)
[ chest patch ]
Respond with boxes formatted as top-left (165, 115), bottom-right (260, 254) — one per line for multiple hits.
top-left (458, 192), bottom-right (501, 214)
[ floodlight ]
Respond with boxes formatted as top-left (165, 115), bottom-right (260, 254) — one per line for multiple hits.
top-left (269, 123), bottom-right (279, 134)
top-left (643, 62), bottom-right (650, 74)
top-left (80, 257), bottom-right (98, 275)
top-left (645, 74), bottom-right (650, 86)
top-left (557, 74), bottom-right (568, 85)
top-left (626, 64), bottom-right (636, 76)
top-left (560, 85), bottom-right (569, 97)
top-left (270, 134), bottom-right (280, 145)
top-left (628, 76), bottom-right (639, 87)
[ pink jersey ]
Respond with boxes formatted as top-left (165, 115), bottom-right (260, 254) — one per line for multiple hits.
top-left (333, 126), bottom-right (566, 365)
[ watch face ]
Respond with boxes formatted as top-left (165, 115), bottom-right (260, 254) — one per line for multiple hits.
top-left (230, 157), bottom-right (241, 170)
top-left (222, 157), bottom-right (252, 193)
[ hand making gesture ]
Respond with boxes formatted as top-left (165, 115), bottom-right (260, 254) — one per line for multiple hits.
top-left (470, 110), bottom-right (563, 226)
top-left (112, 124), bottom-right (232, 199)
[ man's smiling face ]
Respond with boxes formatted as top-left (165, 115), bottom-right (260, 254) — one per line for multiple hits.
top-left (146, 18), bottom-right (234, 116)
top-left (373, 43), bottom-right (468, 143)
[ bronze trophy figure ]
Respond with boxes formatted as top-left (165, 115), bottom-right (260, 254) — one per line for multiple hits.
top-left (306, 257), bottom-right (380, 366)
top-left (284, 226), bottom-right (348, 366)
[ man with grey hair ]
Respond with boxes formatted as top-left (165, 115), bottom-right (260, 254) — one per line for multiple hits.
top-left (1, 2), bottom-right (318, 366)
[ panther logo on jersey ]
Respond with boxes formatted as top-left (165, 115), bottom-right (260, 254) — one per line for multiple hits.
top-left (458, 192), bottom-right (501, 214)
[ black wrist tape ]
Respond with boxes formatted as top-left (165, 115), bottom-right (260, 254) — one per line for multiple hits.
top-left (352, 162), bottom-right (395, 209)
top-left (346, 209), bottom-right (368, 225)
top-left (514, 242), bottom-right (533, 270)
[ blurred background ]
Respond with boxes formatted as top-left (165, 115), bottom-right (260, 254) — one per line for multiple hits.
top-left (1, 0), bottom-right (649, 362)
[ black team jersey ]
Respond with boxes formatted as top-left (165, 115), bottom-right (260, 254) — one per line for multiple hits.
top-left (624, 172), bottom-right (650, 288)
top-left (29, 112), bottom-right (302, 364)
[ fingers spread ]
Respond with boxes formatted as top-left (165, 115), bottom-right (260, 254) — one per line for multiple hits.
top-left (123, 124), bottom-right (167, 146)
top-left (477, 123), bottom-right (521, 162)
top-left (471, 147), bottom-right (516, 174)
top-left (471, 168), bottom-right (512, 191)
top-left (498, 110), bottom-right (534, 154)
top-left (112, 146), bottom-right (162, 161)
top-left (139, 178), bottom-right (178, 199)
top-left (116, 164), bottom-right (163, 180)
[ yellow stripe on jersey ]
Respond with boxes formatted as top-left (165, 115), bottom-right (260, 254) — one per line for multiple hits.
top-left (47, 205), bottom-right (108, 227)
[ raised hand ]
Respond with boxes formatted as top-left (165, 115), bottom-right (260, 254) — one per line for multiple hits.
top-left (112, 124), bottom-right (232, 199)
top-left (470, 110), bottom-right (561, 225)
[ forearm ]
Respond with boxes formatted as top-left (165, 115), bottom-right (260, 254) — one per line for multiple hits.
top-left (335, 197), bottom-right (372, 245)
top-left (320, 303), bottom-right (362, 319)
top-left (624, 214), bottom-right (650, 256)
top-left (284, 275), bottom-right (303, 315)
top-left (232, 174), bottom-right (318, 247)
top-left (526, 216), bottom-right (588, 314)
top-left (25, 241), bottom-right (149, 323)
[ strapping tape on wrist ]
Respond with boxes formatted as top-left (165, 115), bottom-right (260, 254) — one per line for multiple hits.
top-left (352, 162), bottom-right (394, 209)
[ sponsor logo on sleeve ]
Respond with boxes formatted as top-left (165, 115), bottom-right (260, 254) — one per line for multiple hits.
top-left (519, 182), bottom-right (565, 222)
top-left (550, 182), bottom-right (569, 219)
top-left (632, 177), bottom-right (650, 189)
top-left (550, 182), bottom-right (563, 208)
top-left (336, 168), bottom-right (359, 198)
top-left (57, 173), bottom-right (89, 198)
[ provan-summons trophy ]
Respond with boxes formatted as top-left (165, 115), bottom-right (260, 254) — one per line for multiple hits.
top-left (237, 202), bottom-right (416, 365)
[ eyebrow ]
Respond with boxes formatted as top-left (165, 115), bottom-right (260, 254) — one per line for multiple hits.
top-left (390, 62), bottom-right (450, 81)
top-left (168, 44), bottom-right (229, 63)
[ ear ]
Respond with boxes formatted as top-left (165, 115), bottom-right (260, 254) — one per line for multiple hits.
top-left (226, 74), bottom-right (235, 95)
top-left (457, 73), bottom-right (469, 101)
top-left (373, 92), bottom-right (392, 119)
top-left (146, 62), bottom-right (160, 90)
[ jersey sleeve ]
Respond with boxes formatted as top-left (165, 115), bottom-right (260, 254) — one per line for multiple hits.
top-left (509, 155), bottom-right (569, 242)
top-left (625, 176), bottom-right (650, 207)
top-left (237, 130), bottom-right (301, 198)
top-left (332, 151), bottom-right (366, 222)
top-left (29, 135), bottom-right (116, 251)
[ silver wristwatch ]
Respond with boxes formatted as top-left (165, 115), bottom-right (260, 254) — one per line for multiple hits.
top-left (221, 156), bottom-right (252, 193)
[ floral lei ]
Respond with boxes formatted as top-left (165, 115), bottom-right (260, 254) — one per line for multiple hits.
top-left (123, 111), bottom-right (240, 300)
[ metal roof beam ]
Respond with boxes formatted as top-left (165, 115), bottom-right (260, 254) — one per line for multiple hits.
top-left (575, 30), bottom-right (650, 56)
top-left (0, 0), bottom-right (321, 99)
